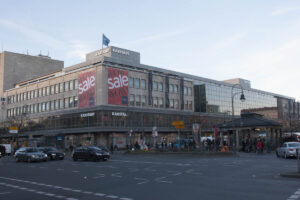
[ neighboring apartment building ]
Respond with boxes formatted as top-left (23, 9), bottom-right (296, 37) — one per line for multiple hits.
top-left (0, 46), bottom-right (297, 148)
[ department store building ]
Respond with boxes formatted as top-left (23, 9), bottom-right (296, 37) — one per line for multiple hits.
top-left (0, 47), bottom-right (299, 148)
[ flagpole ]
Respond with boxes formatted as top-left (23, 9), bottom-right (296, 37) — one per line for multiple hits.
top-left (101, 33), bottom-right (103, 54)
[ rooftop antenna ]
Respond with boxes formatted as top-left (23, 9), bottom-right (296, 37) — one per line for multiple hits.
top-left (39, 50), bottom-right (42, 56)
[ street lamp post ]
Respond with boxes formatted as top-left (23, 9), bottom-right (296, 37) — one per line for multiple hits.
top-left (231, 84), bottom-right (246, 152)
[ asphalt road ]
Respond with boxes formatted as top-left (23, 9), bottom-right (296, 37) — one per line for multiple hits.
top-left (0, 152), bottom-right (299, 200)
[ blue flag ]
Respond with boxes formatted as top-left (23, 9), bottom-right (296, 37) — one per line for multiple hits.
top-left (102, 34), bottom-right (110, 46)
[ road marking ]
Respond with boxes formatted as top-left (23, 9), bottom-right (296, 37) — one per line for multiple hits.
top-left (120, 198), bottom-right (133, 200)
top-left (167, 170), bottom-right (182, 176)
top-left (155, 177), bottom-right (172, 184)
top-left (111, 173), bottom-right (122, 178)
top-left (0, 176), bottom-right (134, 200)
top-left (134, 178), bottom-right (149, 185)
top-left (0, 192), bottom-right (11, 195)
top-left (287, 188), bottom-right (300, 200)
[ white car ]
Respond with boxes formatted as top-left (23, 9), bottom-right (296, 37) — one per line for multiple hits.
top-left (276, 142), bottom-right (300, 158)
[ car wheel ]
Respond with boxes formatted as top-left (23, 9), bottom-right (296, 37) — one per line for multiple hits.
top-left (284, 152), bottom-right (287, 159)
top-left (276, 151), bottom-right (279, 158)
top-left (15, 157), bottom-right (20, 162)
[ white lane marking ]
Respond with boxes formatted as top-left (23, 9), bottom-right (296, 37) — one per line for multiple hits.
top-left (111, 173), bottom-right (122, 178)
top-left (186, 169), bottom-right (202, 175)
top-left (167, 170), bottom-right (182, 176)
top-left (0, 182), bottom-right (77, 200)
top-left (0, 176), bottom-right (134, 200)
top-left (94, 193), bottom-right (105, 196)
top-left (155, 177), bottom-right (172, 184)
top-left (0, 192), bottom-right (11, 195)
top-left (134, 178), bottom-right (149, 185)
top-left (106, 195), bottom-right (119, 198)
top-left (287, 188), bottom-right (300, 200)
top-left (120, 198), bottom-right (134, 200)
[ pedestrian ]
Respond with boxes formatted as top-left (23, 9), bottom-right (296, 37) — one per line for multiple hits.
top-left (257, 140), bottom-right (262, 154)
top-left (0, 145), bottom-right (5, 157)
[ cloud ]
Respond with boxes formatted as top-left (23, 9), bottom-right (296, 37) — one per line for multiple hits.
top-left (65, 40), bottom-right (92, 60)
top-left (211, 32), bottom-right (246, 50)
top-left (0, 18), bottom-right (62, 48)
top-left (119, 29), bottom-right (189, 46)
top-left (271, 6), bottom-right (300, 16)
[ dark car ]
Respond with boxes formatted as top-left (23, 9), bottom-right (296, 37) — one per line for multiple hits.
top-left (14, 147), bottom-right (48, 162)
top-left (72, 146), bottom-right (110, 161)
top-left (38, 147), bottom-right (65, 160)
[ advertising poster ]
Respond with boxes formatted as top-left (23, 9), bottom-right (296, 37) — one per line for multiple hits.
top-left (78, 70), bottom-right (96, 108)
top-left (107, 67), bottom-right (128, 105)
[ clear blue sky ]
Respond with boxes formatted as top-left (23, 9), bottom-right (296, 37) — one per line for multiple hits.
top-left (1, 0), bottom-right (300, 100)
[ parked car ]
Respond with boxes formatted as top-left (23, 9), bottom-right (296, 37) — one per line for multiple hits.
top-left (14, 147), bottom-right (48, 162)
top-left (276, 142), bottom-right (300, 158)
top-left (38, 147), bottom-right (65, 160)
top-left (72, 146), bottom-right (110, 161)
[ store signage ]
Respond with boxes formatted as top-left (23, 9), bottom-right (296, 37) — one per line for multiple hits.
top-left (9, 127), bottom-right (18, 134)
top-left (80, 112), bottom-right (95, 118)
top-left (112, 112), bottom-right (127, 117)
top-left (107, 67), bottom-right (128, 106)
top-left (78, 70), bottom-right (96, 108)
top-left (95, 48), bottom-right (110, 56)
top-left (112, 48), bottom-right (130, 55)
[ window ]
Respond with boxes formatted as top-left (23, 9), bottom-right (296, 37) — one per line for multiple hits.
top-left (170, 99), bottom-right (174, 108)
top-left (135, 78), bottom-right (140, 89)
top-left (170, 84), bottom-right (174, 93)
top-left (30, 91), bottom-right (34, 99)
top-left (60, 99), bottom-right (64, 109)
top-left (185, 101), bottom-right (188, 110)
top-left (188, 87), bottom-right (192, 96)
top-left (69, 97), bottom-right (73, 108)
top-left (175, 99), bottom-right (179, 109)
top-left (33, 104), bottom-right (36, 113)
top-left (136, 95), bottom-right (141, 106)
top-left (184, 87), bottom-right (188, 95)
top-left (38, 89), bottom-right (42, 97)
top-left (34, 90), bottom-right (38, 98)
top-left (45, 102), bottom-right (49, 111)
top-left (141, 96), bottom-right (146, 106)
top-left (153, 97), bottom-right (158, 107)
top-left (64, 82), bottom-right (69, 92)
top-left (27, 92), bottom-right (30, 100)
top-left (74, 79), bottom-right (78, 89)
top-left (174, 85), bottom-right (178, 94)
top-left (69, 80), bottom-right (74, 90)
top-left (141, 79), bottom-right (146, 89)
top-left (55, 84), bottom-right (59, 94)
top-left (45, 87), bottom-right (49, 96)
top-left (74, 96), bottom-right (78, 107)
top-left (55, 100), bottom-right (59, 110)
top-left (129, 77), bottom-right (134, 88)
top-left (158, 82), bottom-right (163, 92)
top-left (153, 81), bottom-right (158, 91)
top-left (159, 98), bottom-right (164, 108)
top-left (129, 94), bottom-right (135, 106)
top-left (50, 85), bottom-right (55, 95)
top-left (64, 98), bottom-right (69, 108)
top-left (20, 93), bottom-right (23, 101)
top-left (41, 102), bottom-right (45, 112)
top-left (42, 88), bottom-right (46, 97)
top-left (59, 83), bottom-right (64, 93)
top-left (188, 101), bottom-right (193, 110)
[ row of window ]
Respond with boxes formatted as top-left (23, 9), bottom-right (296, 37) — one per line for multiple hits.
top-left (7, 96), bottom-right (78, 117)
top-left (7, 80), bottom-right (78, 104)
top-left (129, 78), bottom-right (147, 90)
top-left (129, 95), bottom-right (147, 106)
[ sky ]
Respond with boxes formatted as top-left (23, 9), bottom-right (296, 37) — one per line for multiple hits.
top-left (1, 0), bottom-right (300, 100)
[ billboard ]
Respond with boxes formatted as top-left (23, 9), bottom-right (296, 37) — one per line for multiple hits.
top-left (78, 70), bottom-right (96, 108)
top-left (107, 67), bottom-right (128, 105)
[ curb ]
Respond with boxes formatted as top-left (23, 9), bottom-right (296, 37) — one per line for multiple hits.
top-left (280, 172), bottom-right (300, 179)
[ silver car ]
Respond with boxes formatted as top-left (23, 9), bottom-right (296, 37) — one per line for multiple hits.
top-left (276, 142), bottom-right (300, 158)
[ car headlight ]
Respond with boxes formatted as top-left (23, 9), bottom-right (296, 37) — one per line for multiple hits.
top-left (31, 155), bottom-right (36, 158)
top-left (51, 153), bottom-right (56, 156)
top-left (44, 154), bottom-right (48, 157)
top-left (96, 153), bottom-right (102, 156)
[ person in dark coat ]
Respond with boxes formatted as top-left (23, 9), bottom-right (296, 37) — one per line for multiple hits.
top-left (0, 145), bottom-right (6, 157)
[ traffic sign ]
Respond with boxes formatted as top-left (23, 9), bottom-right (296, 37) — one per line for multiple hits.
top-left (175, 125), bottom-right (185, 129)
top-left (172, 121), bottom-right (183, 126)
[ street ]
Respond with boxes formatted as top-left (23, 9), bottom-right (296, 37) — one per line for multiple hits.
top-left (0, 153), bottom-right (299, 200)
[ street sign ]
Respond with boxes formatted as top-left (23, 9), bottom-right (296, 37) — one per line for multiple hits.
top-left (172, 121), bottom-right (183, 126)
top-left (9, 127), bottom-right (18, 134)
top-left (175, 125), bottom-right (185, 129)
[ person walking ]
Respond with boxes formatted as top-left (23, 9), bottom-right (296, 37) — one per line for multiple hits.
top-left (257, 140), bottom-right (263, 154)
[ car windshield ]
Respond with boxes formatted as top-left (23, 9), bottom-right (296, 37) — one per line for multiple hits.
top-left (289, 143), bottom-right (300, 147)
top-left (87, 147), bottom-right (101, 151)
top-left (46, 147), bottom-right (58, 151)
top-left (26, 148), bottom-right (39, 152)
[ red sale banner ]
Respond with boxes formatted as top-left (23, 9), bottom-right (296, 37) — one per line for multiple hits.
top-left (107, 67), bottom-right (128, 106)
top-left (78, 70), bottom-right (96, 108)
